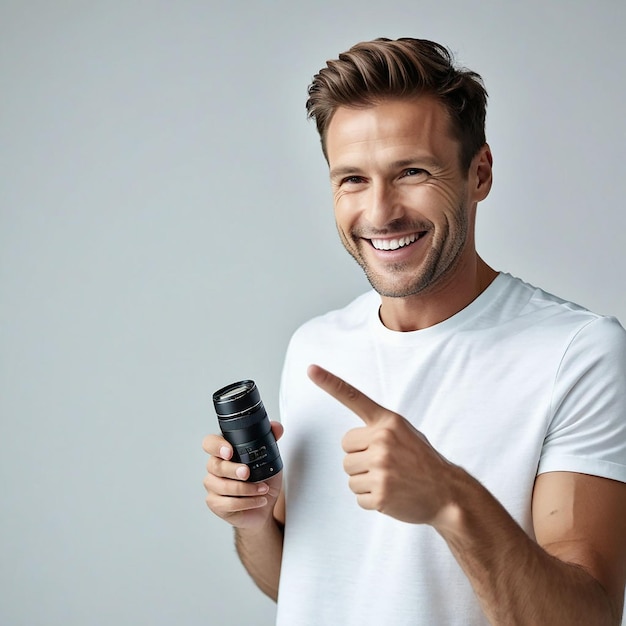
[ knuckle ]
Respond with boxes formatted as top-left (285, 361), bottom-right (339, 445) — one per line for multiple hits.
top-left (345, 383), bottom-right (359, 401)
top-left (204, 473), bottom-right (227, 497)
top-left (202, 434), bottom-right (221, 454)
top-left (362, 491), bottom-right (385, 513)
top-left (368, 484), bottom-right (388, 513)
top-left (207, 456), bottom-right (242, 481)
top-left (347, 475), bottom-right (359, 491)
top-left (380, 412), bottom-right (404, 431)
top-left (387, 411), bottom-right (403, 425)
top-left (229, 477), bottom-right (252, 497)
top-left (373, 426), bottom-right (395, 445)
top-left (206, 455), bottom-right (221, 475)
top-left (373, 496), bottom-right (385, 513)
top-left (378, 472), bottom-right (394, 494)
top-left (342, 456), bottom-right (350, 473)
top-left (372, 450), bottom-right (393, 470)
top-left (203, 474), bottom-right (212, 491)
top-left (205, 493), bottom-right (223, 515)
top-left (371, 431), bottom-right (396, 463)
top-left (218, 475), bottom-right (243, 496)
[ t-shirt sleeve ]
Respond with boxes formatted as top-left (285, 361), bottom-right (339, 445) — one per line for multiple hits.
top-left (538, 315), bottom-right (626, 482)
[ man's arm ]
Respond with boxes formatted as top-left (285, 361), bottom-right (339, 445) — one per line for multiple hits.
top-left (203, 427), bottom-right (285, 601)
top-left (234, 491), bottom-right (285, 601)
top-left (308, 364), bottom-right (626, 625)
top-left (436, 469), bottom-right (626, 625)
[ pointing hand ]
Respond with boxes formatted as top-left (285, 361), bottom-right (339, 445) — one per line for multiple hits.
top-left (307, 364), bottom-right (457, 525)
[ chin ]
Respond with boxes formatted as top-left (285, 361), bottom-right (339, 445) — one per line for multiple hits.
top-left (364, 274), bottom-right (427, 298)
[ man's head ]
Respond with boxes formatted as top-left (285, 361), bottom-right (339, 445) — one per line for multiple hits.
top-left (306, 38), bottom-right (494, 311)
top-left (306, 37), bottom-right (487, 172)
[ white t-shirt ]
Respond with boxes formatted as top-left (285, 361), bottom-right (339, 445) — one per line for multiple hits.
top-left (275, 273), bottom-right (626, 626)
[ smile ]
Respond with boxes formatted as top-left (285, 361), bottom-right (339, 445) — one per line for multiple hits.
top-left (370, 232), bottom-right (422, 251)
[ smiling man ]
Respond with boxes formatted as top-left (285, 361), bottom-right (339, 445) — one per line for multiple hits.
top-left (203, 38), bottom-right (626, 625)
top-left (327, 96), bottom-right (495, 330)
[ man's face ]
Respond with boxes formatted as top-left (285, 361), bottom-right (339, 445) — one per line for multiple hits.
top-left (326, 97), bottom-right (479, 299)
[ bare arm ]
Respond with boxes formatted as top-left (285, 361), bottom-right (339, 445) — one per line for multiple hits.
top-left (234, 490), bottom-right (285, 601)
top-left (203, 425), bottom-right (285, 601)
top-left (308, 364), bottom-right (626, 625)
top-left (436, 469), bottom-right (626, 625)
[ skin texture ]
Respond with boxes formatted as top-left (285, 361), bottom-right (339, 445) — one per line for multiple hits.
top-left (203, 96), bottom-right (626, 622)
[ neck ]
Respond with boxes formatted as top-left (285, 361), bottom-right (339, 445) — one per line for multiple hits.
top-left (378, 256), bottom-right (498, 332)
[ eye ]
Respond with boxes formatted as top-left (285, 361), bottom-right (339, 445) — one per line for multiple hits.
top-left (402, 168), bottom-right (428, 178)
top-left (342, 175), bottom-right (366, 185)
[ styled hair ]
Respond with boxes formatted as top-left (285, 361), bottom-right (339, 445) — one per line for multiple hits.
top-left (306, 37), bottom-right (488, 171)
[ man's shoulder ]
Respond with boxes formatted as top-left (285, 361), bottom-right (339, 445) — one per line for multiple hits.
top-left (494, 273), bottom-right (616, 325)
top-left (291, 289), bottom-right (378, 340)
top-left (489, 273), bottom-right (626, 354)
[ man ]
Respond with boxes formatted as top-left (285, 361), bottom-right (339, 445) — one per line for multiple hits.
top-left (203, 38), bottom-right (626, 625)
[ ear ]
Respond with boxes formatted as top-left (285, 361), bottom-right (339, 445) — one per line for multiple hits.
top-left (471, 143), bottom-right (493, 202)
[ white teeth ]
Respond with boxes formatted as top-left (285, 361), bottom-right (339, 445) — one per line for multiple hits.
top-left (371, 233), bottom-right (418, 251)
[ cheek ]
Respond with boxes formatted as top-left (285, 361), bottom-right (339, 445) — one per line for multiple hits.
top-left (405, 184), bottom-right (466, 230)
top-left (333, 193), bottom-right (359, 229)
top-left (415, 182), bottom-right (462, 210)
top-left (333, 187), bottom-right (357, 209)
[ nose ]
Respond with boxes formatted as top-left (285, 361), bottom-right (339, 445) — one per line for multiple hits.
top-left (364, 181), bottom-right (404, 230)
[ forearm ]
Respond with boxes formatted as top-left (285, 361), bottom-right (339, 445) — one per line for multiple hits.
top-left (235, 515), bottom-right (284, 601)
top-left (436, 469), bottom-right (621, 625)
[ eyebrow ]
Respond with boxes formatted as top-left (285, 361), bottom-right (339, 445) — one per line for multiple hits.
top-left (329, 165), bottom-right (363, 181)
top-left (329, 157), bottom-right (442, 181)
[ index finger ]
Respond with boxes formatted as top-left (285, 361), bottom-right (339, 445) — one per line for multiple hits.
top-left (307, 364), bottom-right (384, 426)
top-left (202, 434), bottom-right (233, 460)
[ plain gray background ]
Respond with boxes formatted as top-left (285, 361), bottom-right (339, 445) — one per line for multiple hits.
top-left (1, 1), bottom-right (625, 625)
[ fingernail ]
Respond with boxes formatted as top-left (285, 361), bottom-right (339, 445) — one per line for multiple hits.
top-left (257, 483), bottom-right (269, 494)
top-left (236, 466), bottom-right (248, 480)
top-left (219, 446), bottom-right (230, 459)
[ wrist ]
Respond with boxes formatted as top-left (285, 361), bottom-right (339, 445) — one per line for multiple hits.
top-left (236, 512), bottom-right (282, 539)
top-left (430, 464), bottom-right (485, 540)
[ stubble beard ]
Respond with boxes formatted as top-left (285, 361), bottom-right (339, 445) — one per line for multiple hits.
top-left (339, 206), bottom-right (469, 299)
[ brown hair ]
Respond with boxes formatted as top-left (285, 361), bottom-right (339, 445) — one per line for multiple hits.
top-left (306, 37), bottom-right (488, 171)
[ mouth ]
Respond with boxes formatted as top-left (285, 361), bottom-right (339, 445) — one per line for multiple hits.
top-left (369, 232), bottom-right (425, 251)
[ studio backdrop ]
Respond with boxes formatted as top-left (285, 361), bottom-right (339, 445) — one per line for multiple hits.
top-left (1, 1), bottom-right (624, 625)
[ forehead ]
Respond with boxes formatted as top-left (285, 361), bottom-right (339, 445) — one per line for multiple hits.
top-left (325, 97), bottom-right (459, 167)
